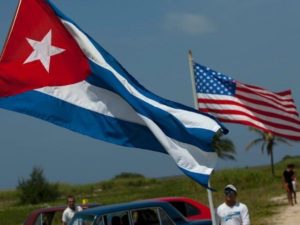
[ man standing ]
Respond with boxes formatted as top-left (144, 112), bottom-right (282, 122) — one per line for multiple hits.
top-left (217, 184), bottom-right (250, 225)
top-left (283, 164), bottom-right (296, 205)
top-left (62, 195), bottom-right (82, 225)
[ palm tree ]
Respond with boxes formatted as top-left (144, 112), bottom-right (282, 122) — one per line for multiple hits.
top-left (246, 127), bottom-right (292, 176)
top-left (212, 133), bottom-right (236, 160)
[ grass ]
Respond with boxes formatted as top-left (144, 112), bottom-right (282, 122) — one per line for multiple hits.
top-left (0, 156), bottom-right (299, 225)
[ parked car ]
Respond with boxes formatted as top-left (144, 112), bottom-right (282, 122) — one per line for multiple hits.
top-left (69, 200), bottom-right (212, 225)
top-left (23, 203), bottom-right (100, 225)
top-left (155, 197), bottom-right (211, 221)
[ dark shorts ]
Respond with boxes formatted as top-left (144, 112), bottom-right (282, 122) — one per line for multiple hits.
top-left (287, 183), bottom-right (293, 192)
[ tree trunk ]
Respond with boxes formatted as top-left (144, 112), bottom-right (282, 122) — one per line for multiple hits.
top-left (270, 149), bottom-right (275, 177)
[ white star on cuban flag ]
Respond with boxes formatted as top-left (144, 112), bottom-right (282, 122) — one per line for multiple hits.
top-left (24, 30), bottom-right (65, 72)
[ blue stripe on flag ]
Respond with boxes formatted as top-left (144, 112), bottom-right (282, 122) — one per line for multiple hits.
top-left (0, 91), bottom-right (167, 153)
top-left (180, 168), bottom-right (210, 189)
top-left (87, 63), bottom-right (217, 152)
top-left (86, 36), bottom-right (225, 123)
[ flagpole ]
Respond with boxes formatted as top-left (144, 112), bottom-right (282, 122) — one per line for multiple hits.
top-left (0, 0), bottom-right (22, 61)
top-left (188, 50), bottom-right (217, 225)
top-left (188, 50), bottom-right (198, 109)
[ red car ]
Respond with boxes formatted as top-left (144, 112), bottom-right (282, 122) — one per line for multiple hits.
top-left (155, 197), bottom-right (211, 221)
top-left (23, 203), bottom-right (100, 225)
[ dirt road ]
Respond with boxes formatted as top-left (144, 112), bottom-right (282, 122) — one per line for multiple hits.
top-left (268, 192), bottom-right (299, 225)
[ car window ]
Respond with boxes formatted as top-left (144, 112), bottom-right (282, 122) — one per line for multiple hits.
top-left (34, 213), bottom-right (54, 225)
top-left (131, 208), bottom-right (160, 225)
top-left (185, 203), bottom-right (200, 216)
top-left (95, 211), bottom-right (129, 225)
top-left (33, 214), bottom-right (43, 225)
top-left (168, 202), bottom-right (187, 217)
top-left (169, 201), bottom-right (200, 217)
top-left (51, 211), bottom-right (63, 225)
top-left (93, 216), bottom-right (105, 225)
top-left (158, 208), bottom-right (175, 225)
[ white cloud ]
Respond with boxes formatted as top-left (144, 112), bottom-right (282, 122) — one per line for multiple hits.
top-left (164, 13), bottom-right (215, 35)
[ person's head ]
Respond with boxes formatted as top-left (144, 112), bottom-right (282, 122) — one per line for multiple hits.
top-left (67, 195), bottom-right (76, 210)
top-left (224, 184), bottom-right (237, 206)
top-left (287, 164), bottom-right (295, 170)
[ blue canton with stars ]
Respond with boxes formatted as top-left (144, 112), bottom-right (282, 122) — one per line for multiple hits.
top-left (193, 62), bottom-right (236, 96)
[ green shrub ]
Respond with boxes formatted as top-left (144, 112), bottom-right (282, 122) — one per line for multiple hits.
top-left (101, 181), bottom-right (114, 191)
top-left (17, 167), bottom-right (59, 204)
top-left (113, 172), bottom-right (145, 179)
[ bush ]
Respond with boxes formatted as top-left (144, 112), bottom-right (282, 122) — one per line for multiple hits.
top-left (113, 172), bottom-right (145, 179)
top-left (17, 167), bottom-right (59, 204)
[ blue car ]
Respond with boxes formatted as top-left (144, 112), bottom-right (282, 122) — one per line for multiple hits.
top-left (69, 200), bottom-right (212, 225)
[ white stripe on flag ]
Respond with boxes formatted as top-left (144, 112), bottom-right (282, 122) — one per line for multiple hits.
top-left (236, 87), bottom-right (298, 112)
top-left (141, 115), bottom-right (216, 175)
top-left (38, 83), bottom-right (216, 176)
top-left (37, 81), bottom-right (145, 125)
top-left (207, 113), bottom-right (300, 137)
top-left (198, 93), bottom-right (300, 121)
top-left (61, 19), bottom-right (220, 132)
top-left (198, 102), bottom-right (300, 129)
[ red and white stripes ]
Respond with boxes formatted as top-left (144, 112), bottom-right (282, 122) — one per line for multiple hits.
top-left (198, 82), bottom-right (300, 140)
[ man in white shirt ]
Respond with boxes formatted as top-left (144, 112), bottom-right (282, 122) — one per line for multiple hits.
top-left (217, 184), bottom-right (250, 225)
top-left (62, 195), bottom-right (82, 225)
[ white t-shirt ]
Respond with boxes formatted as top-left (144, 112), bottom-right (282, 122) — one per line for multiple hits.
top-left (62, 206), bottom-right (83, 224)
top-left (292, 180), bottom-right (296, 191)
top-left (217, 202), bottom-right (250, 225)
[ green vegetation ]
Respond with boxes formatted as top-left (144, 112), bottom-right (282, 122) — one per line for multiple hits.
top-left (17, 167), bottom-right (59, 204)
top-left (246, 128), bottom-right (292, 176)
top-left (213, 133), bottom-right (236, 160)
top-left (0, 156), bottom-right (299, 225)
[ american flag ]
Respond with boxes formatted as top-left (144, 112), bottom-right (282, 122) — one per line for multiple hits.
top-left (193, 62), bottom-right (300, 141)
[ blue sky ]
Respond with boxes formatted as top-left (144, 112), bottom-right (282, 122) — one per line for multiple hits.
top-left (1, 0), bottom-right (300, 189)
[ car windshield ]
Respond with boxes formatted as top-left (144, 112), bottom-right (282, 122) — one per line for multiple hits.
top-left (70, 214), bottom-right (96, 225)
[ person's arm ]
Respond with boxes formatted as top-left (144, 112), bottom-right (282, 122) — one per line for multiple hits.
top-left (241, 204), bottom-right (250, 225)
top-left (292, 172), bottom-right (296, 181)
top-left (62, 210), bottom-right (68, 225)
top-left (216, 206), bottom-right (222, 225)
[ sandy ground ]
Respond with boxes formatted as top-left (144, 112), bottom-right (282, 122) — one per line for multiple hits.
top-left (268, 192), bottom-right (299, 225)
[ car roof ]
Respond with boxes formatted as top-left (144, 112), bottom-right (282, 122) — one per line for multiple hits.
top-left (29, 203), bottom-right (100, 214)
top-left (155, 196), bottom-right (208, 206)
top-left (29, 205), bottom-right (65, 214)
top-left (77, 200), bottom-right (184, 219)
top-left (155, 196), bottom-right (192, 201)
top-left (23, 203), bottom-right (101, 224)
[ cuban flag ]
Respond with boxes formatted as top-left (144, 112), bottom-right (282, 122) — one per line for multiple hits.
top-left (0, 0), bottom-right (227, 188)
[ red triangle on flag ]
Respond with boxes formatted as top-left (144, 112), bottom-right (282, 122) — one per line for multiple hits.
top-left (0, 0), bottom-right (90, 97)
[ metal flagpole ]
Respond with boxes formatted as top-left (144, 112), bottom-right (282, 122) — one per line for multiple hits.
top-left (188, 50), bottom-right (198, 109)
top-left (188, 50), bottom-right (217, 225)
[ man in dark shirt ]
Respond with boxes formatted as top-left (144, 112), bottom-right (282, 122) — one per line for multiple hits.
top-left (283, 164), bottom-right (295, 206)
